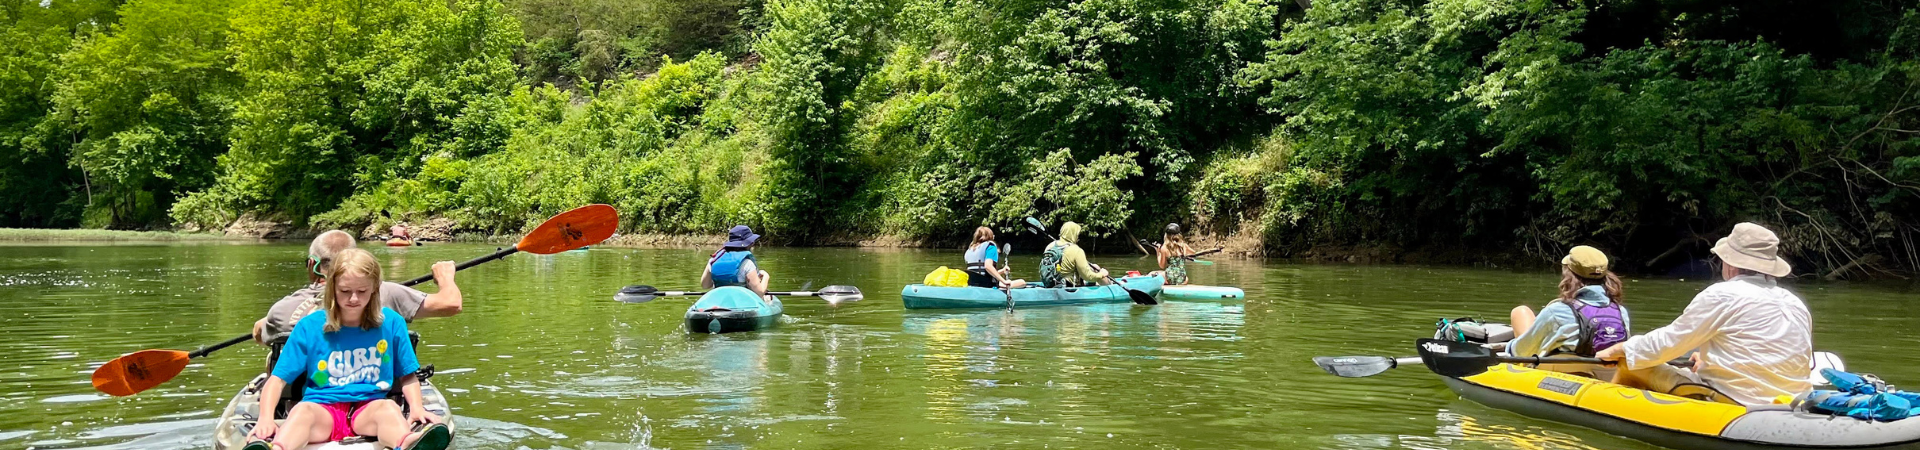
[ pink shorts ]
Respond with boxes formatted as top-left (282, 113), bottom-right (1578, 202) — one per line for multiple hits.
top-left (319, 400), bottom-right (372, 441)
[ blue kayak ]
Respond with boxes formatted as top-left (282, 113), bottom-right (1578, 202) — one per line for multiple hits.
top-left (685, 286), bottom-right (782, 333)
top-left (901, 275), bottom-right (1165, 309)
top-left (1161, 285), bottom-right (1244, 300)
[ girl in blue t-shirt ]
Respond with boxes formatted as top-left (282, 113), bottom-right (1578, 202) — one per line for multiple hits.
top-left (245, 248), bottom-right (449, 450)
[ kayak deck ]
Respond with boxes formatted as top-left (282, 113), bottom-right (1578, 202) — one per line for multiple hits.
top-left (901, 275), bottom-right (1164, 309)
top-left (213, 372), bottom-right (456, 450)
top-left (685, 286), bottom-right (782, 333)
top-left (1160, 285), bottom-right (1243, 300)
top-left (1437, 362), bottom-right (1920, 450)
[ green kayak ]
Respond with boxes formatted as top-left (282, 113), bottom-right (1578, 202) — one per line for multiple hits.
top-left (1160, 285), bottom-right (1243, 300)
top-left (901, 275), bottom-right (1165, 309)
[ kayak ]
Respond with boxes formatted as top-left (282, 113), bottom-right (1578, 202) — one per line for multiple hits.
top-left (385, 238), bottom-right (412, 247)
top-left (685, 286), bottom-right (782, 333)
top-left (1431, 361), bottom-right (1920, 450)
top-left (1160, 285), bottom-right (1243, 300)
top-left (900, 275), bottom-right (1164, 309)
top-left (213, 372), bottom-right (456, 449)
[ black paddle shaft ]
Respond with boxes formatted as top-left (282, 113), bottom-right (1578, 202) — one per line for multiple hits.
top-left (194, 246), bottom-right (521, 359)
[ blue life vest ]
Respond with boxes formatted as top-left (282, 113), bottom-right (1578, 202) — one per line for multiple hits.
top-left (709, 250), bottom-right (755, 286)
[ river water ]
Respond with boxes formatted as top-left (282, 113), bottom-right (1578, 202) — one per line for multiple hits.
top-left (2, 242), bottom-right (1917, 449)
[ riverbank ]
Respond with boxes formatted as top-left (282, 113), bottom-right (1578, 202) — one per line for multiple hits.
top-left (0, 228), bottom-right (242, 242)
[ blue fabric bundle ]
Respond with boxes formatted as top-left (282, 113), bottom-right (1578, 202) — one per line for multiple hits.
top-left (1800, 369), bottom-right (1920, 421)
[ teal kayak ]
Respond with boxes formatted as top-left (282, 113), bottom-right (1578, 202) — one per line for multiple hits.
top-left (1161, 285), bottom-right (1243, 300)
top-left (685, 286), bottom-right (782, 333)
top-left (901, 275), bottom-right (1165, 309)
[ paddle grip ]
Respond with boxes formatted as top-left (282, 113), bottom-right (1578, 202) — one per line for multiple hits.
top-left (191, 334), bottom-right (254, 359)
top-left (398, 246), bottom-right (520, 287)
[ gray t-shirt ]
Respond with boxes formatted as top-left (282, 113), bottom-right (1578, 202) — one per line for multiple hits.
top-left (258, 281), bottom-right (427, 344)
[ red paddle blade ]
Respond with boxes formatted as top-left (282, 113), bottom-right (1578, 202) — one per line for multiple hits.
top-left (516, 204), bottom-right (619, 254)
top-left (92, 350), bottom-right (191, 396)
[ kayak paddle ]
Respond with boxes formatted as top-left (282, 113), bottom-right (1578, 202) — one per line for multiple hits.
top-left (1314, 338), bottom-right (1694, 378)
top-left (90, 204), bottom-right (620, 397)
top-left (1022, 217), bottom-right (1157, 305)
top-left (1140, 240), bottom-right (1223, 265)
top-left (614, 285), bottom-right (865, 305)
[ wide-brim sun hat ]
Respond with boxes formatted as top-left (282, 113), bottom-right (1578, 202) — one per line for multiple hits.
top-left (1712, 222), bottom-right (1791, 277)
top-left (724, 225), bottom-right (760, 248)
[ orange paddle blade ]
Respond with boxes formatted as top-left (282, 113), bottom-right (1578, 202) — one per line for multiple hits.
top-left (92, 350), bottom-right (191, 396)
top-left (516, 204), bottom-right (619, 254)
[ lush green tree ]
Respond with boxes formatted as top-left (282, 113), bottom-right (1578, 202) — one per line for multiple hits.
top-left (172, 0), bottom-right (521, 228)
top-left (52, 0), bottom-right (239, 228)
top-left (0, 0), bottom-right (120, 227)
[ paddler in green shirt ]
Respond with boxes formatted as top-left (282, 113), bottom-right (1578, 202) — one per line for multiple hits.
top-left (1039, 222), bottom-right (1110, 287)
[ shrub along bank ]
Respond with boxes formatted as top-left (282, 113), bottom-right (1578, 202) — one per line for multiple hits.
top-left (2, 0), bottom-right (1917, 278)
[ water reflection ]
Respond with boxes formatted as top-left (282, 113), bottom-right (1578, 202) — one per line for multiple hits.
top-left (6, 244), bottom-right (1918, 449)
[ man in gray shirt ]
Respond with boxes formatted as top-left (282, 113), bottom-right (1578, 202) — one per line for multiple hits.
top-left (251, 230), bottom-right (464, 348)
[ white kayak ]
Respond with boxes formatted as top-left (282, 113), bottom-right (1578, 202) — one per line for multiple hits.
top-left (212, 372), bottom-right (456, 449)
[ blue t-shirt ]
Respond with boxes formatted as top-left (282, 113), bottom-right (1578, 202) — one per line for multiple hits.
top-left (270, 307), bottom-right (420, 404)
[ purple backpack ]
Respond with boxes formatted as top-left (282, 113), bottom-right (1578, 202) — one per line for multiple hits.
top-left (1572, 302), bottom-right (1629, 356)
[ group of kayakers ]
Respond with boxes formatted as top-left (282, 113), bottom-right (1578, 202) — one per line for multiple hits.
top-left (1504, 222), bottom-right (1813, 407)
top-left (232, 216), bottom-right (1822, 449)
top-left (961, 221), bottom-right (1203, 289)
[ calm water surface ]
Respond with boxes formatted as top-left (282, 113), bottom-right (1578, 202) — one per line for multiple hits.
top-left (2, 243), bottom-right (1917, 449)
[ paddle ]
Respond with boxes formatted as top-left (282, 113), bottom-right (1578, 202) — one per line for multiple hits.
top-left (90, 204), bottom-right (620, 397)
top-left (1002, 243), bottom-right (1015, 312)
top-left (1140, 240), bottom-right (1224, 265)
top-left (614, 285), bottom-right (864, 305)
top-left (1316, 338), bottom-right (1723, 378)
top-left (1022, 217), bottom-right (1157, 305)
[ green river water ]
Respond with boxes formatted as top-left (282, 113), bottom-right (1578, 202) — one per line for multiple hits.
top-left (2, 242), bottom-right (1917, 450)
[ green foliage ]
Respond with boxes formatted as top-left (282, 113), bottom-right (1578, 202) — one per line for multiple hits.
top-left (53, 0), bottom-right (240, 228)
top-left (989, 149), bottom-right (1144, 236)
top-left (176, 0), bottom-right (522, 228)
top-left (0, 0), bottom-right (121, 228)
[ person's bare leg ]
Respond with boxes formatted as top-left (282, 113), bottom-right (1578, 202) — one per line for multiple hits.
top-left (1611, 366), bottom-right (1653, 390)
top-left (271, 402), bottom-right (335, 450)
top-left (351, 399), bottom-right (409, 448)
top-left (1007, 279), bottom-right (1028, 289)
top-left (1509, 306), bottom-right (1536, 334)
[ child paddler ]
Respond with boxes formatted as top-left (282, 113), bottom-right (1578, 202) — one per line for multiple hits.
top-left (1506, 245), bottom-right (1630, 379)
top-left (252, 231), bottom-right (463, 365)
top-left (701, 225), bottom-right (772, 296)
top-left (1149, 223), bottom-right (1197, 286)
top-left (245, 249), bottom-right (450, 450)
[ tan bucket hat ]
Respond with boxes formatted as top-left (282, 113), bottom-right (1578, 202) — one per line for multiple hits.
top-left (1561, 245), bottom-right (1608, 279)
top-left (1712, 222), bottom-right (1791, 277)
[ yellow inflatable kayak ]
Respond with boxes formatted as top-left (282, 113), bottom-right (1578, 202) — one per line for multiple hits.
top-left (1436, 361), bottom-right (1920, 449)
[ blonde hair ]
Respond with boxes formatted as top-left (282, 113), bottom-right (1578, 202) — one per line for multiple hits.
top-left (322, 248), bottom-right (385, 332)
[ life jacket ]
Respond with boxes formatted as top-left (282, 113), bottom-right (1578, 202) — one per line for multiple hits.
top-left (1039, 242), bottom-right (1069, 287)
top-left (964, 242), bottom-right (997, 274)
top-left (1571, 300), bottom-right (1629, 356)
top-left (708, 250), bottom-right (755, 286)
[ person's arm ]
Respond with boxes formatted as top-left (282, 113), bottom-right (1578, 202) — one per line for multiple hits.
top-left (742, 259), bottom-right (767, 296)
top-left (1068, 247), bottom-right (1107, 280)
top-left (399, 374), bottom-right (439, 424)
top-left (413, 261), bottom-right (462, 318)
top-left (1613, 290), bottom-right (1729, 369)
top-left (984, 259), bottom-right (1011, 286)
top-left (1156, 244), bottom-right (1170, 270)
top-left (249, 376), bottom-right (286, 440)
top-left (1508, 302), bottom-right (1569, 357)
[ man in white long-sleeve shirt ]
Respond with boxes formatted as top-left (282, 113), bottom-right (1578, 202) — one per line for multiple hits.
top-left (1596, 222), bottom-right (1812, 406)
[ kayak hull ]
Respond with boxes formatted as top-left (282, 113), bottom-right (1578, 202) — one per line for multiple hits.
top-left (385, 238), bottom-right (412, 247)
top-left (901, 275), bottom-right (1164, 309)
top-left (213, 372), bottom-right (455, 450)
top-left (685, 286), bottom-right (781, 333)
top-left (1437, 363), bottom-right (1920, 450)
top-left (1160, 285), bottom-right (1243, 300)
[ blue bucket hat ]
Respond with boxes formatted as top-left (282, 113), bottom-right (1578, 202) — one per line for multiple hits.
top-left (724, 225), bottom-right (760, 249)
